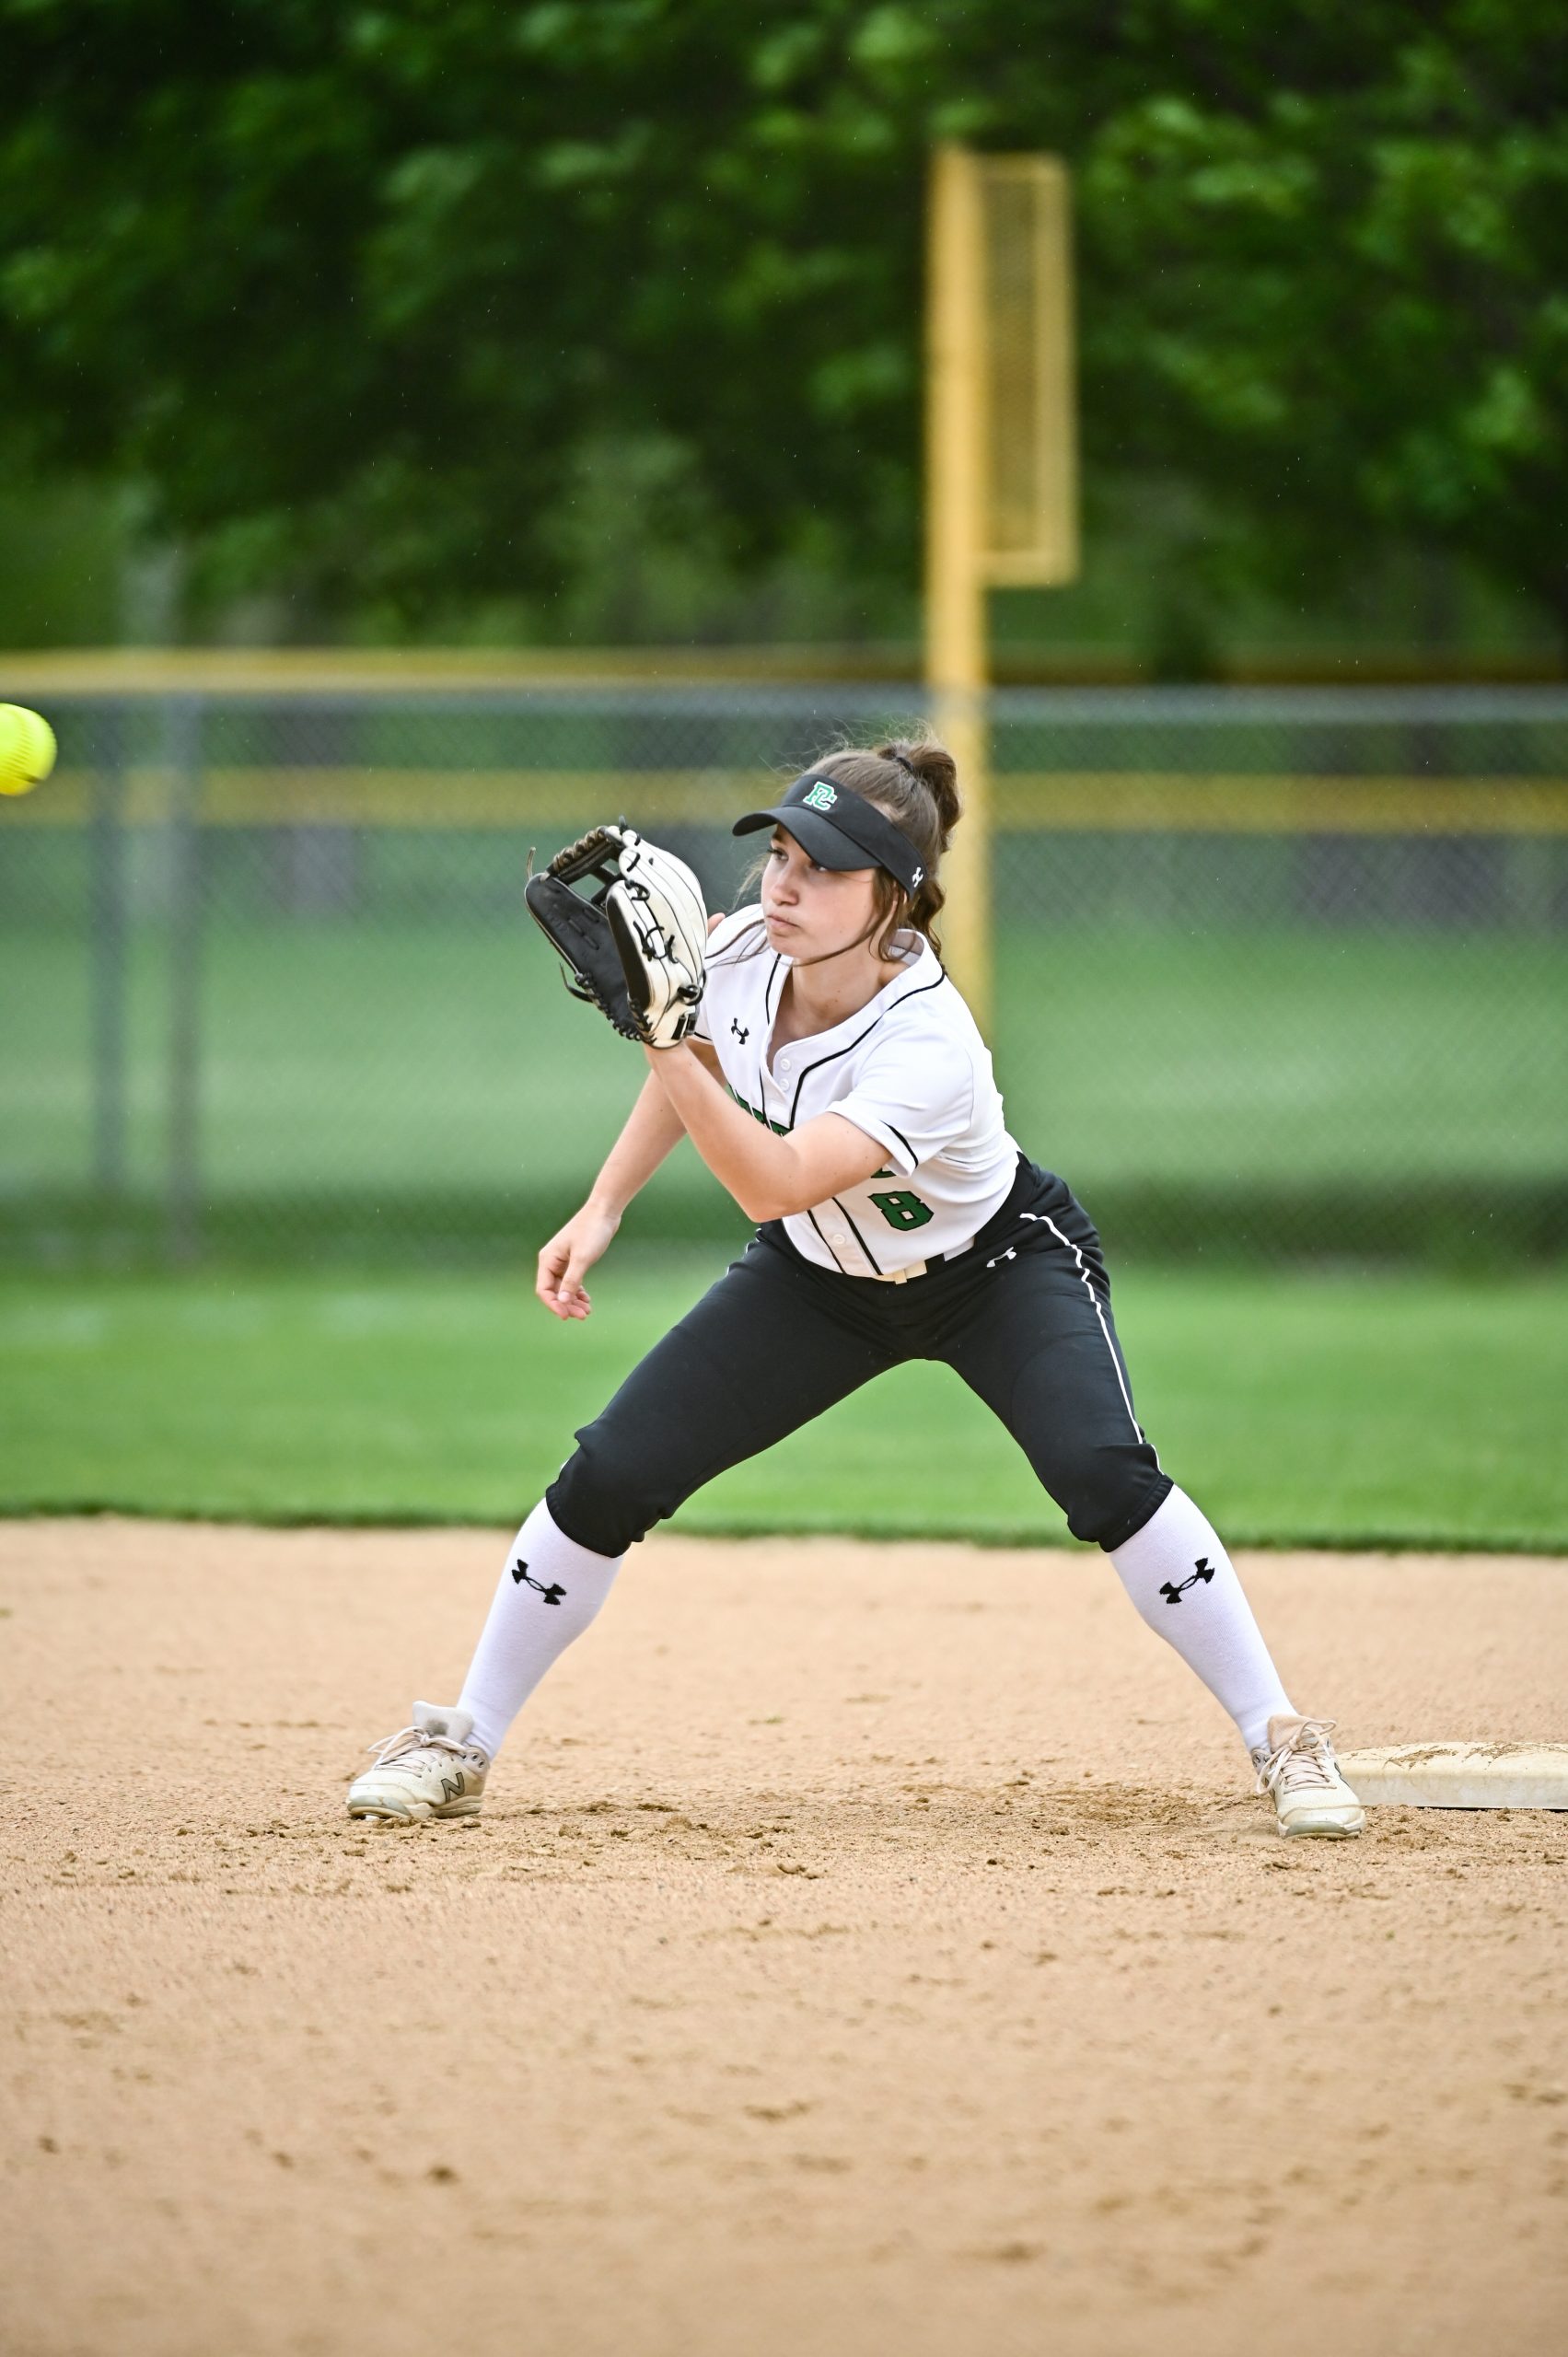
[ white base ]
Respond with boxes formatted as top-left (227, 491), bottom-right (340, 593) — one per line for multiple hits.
top-left (1337, 1743), bottom-right (1568, 1811)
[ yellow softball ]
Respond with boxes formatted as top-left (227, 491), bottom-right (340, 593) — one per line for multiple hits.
top-left (0, 703), bottom-right (58, 796)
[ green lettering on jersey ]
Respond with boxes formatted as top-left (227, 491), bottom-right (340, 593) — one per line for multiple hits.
top-left (869, 1190), bottom-right (935, 1232)
top-left (726, 1082), bottom-right (790, 1136)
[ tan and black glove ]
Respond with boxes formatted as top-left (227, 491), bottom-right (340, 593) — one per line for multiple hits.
top-left (526, 823), bottom-right (708, 1048)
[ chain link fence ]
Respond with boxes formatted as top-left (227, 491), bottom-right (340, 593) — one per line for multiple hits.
top-left (3, 680), bottom-right (1565, 1266)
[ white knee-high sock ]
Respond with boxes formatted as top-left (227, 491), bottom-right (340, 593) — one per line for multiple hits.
top-left (1107, 1486), bottom-right (1294, 1757)
top-left (457, 1501), bottom-right (624, 1761)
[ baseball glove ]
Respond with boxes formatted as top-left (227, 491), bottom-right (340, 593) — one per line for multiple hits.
top-left (525, 822), bottom-right (708, 1048)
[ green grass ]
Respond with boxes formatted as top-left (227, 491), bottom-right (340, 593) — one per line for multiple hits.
top-left (4, 921), bottom-right (1564, 1203)
top-left (997, 927), bottom-right (1568, 1187)
top-left (5, 1259), bottom-right (1565, 1550)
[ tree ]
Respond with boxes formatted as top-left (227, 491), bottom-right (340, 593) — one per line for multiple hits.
top-left (2, 1), bottom-right (1563, 641)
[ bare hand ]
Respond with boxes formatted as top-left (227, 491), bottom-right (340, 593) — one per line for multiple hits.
top-left (536, 1202), bottom-right (621, 1321)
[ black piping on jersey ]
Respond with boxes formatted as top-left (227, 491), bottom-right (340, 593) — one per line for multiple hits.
top-left (726, 1080), bottom-right (789, 1135)
top-left (730, 949), bottom-right (953, 1276)
top-left (804, 1203), bottom-right (851, 1272)
top-left (784, 1016), bottom-right (880, 1128)
top-left (784, 966), bottom-right (951, 1130)
top-left (829, 1193), bottom-right (884, 1275)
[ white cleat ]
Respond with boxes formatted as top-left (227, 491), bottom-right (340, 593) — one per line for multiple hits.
top-left (1252, 1713), bottom-right (1365, 1839)
top-left (346, 1701), bottom-right (489, 1823)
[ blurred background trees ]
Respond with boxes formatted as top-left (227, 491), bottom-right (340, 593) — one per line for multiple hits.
top-left (2, 0), bottom-right (1563, 670)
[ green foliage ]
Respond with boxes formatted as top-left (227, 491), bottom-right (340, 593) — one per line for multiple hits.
top-left (1, 3), bottom-right (1563, 638)
top-left (1072, 12), bottom-right (1568, 635)
top-left (0, 460), bottom-right (134, 642)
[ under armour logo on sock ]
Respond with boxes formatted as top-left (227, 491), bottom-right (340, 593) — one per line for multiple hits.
top-left (731, 1017), bottom-right (749, 1042)
top-left (511, 1559), bottom-right (566, 1605)
top-left (1159, 1557), bottom-right (1216, 1605)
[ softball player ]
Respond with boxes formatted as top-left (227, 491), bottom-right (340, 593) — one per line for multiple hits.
top-left (348, 739), bottom-right (1365, 1839)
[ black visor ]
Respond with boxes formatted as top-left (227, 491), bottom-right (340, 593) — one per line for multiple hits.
top-left (732, 773), bottom-right (927, 900)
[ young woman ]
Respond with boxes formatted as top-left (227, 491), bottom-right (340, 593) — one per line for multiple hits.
top-left (348, 739), bottom-right (1365, 1839)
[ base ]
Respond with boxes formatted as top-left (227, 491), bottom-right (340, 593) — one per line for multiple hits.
top-left (1336, 1742), bottom-right (1568, 1810)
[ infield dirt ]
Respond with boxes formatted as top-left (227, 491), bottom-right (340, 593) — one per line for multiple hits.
top-left (3, 1520), bottom-right (1564, 2357)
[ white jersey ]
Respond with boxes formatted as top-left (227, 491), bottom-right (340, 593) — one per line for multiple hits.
top-left (692, 906), bottom-right (1019, 1276)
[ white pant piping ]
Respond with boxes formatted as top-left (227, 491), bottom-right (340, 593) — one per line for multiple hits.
top-left (1027, 1212), bottom-right (1148, 1449)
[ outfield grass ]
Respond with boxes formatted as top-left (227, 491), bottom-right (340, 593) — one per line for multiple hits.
top-left (5, 1258), bottom-right (1564, 1550)
top-left (5, 922), bottom-right (1563, 1203)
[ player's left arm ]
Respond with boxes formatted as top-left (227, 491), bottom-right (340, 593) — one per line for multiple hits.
top-left (642, 1041), bottom-right (887, 1220)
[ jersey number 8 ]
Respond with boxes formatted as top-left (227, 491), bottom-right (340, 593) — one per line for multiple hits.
top-left (869, 1190), bottom-right (935, 1232)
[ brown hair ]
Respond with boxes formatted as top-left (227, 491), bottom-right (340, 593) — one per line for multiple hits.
top-left (807, 732), bottom-right (961, 960)
top-left (737, 731), bottom-right (962, 964)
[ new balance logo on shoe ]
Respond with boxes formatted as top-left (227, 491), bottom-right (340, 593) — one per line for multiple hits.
top-left (441, 1773), bottom-right (467, 1801)
top-left (511, 1560), bottom-right (567, 1604)
top-left (1160, 1557), bottom-right (1216, 1605)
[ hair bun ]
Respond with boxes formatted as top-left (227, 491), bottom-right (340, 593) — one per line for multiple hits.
top-left (803, 730), bottom-right (961, 954)
top-left (881, 737), bottom-right (961, 850)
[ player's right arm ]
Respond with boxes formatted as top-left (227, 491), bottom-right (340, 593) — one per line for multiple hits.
top-left (535, 1048), bottom-right (720, 1321)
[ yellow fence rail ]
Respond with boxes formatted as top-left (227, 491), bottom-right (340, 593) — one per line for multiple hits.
top-left (7, 769), bottom-right (1568, 834)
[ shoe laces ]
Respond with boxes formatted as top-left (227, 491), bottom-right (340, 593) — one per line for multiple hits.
top-left (1255, 1717), bottom-right (1340, 1799)
top-left (364, 1724), bottom-right (475, 1770)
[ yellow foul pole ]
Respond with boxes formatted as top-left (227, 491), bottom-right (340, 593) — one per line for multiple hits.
top-left (924, 143), bottom-right (991, 1035)
top-left (925, 145), bottom-right (1077, 1037)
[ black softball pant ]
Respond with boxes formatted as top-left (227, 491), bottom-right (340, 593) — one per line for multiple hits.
top-left (548, 1156), bottom-right (1172, 1559)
